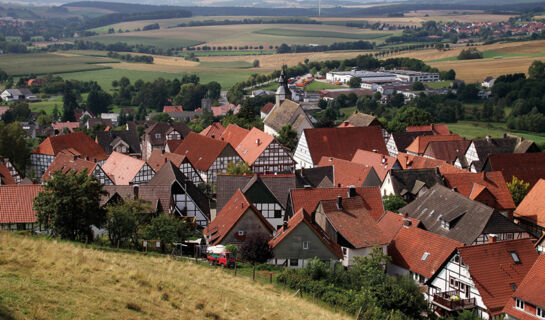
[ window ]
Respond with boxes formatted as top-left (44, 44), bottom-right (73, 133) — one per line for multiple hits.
top-left (155, 134), bottom-right (161, 139)
top-left (289, 259), bottom-right (298, 267)
top-left (454, 255), bottom-right (460, 263)
top-left (238, 230), bottom-right (245, 236)
top-left (516, 299), bottom-right (524, 310)
top-left (274, 210), bottom-right (282, 218)
top-left (421, 252), bottom-right (430, 261)
top-left (510, 251), bottom-right (521, 264)
top-left (303, 241), bottom-right (309, 250)
top-left (537, 307), bottom-right (544, 318)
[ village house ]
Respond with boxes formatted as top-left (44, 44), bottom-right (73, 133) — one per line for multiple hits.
top-left (399, 184), bottom-right (528, 245)
top-left (146, 149), bottom-right (204, 186)
top-left (204, 189), bottom-right (273, 246)
top-left (422, 140), bottom-right (472, 164)
top-left (481, 152), bottom-right (545, 188)
top-left (380, 168), bottom-right (444, 200)
top-left (396, 152), bottom-right (465, 174)
top-left (74, 108), bottom-right (95, 122)
top-left (216, 173), bottom-right (295, 229)
top-left (314, 195), bottom-right (388, 267)
top-left (536, 234), bottom-right (545, 254)
top-left (260, 102), bottom-right (274, 119)
top-left (0, 161), bottom-right (16, 185)
top-left (141, 122), bottom-right (191, 160)
top-left (337, 111), bottom-right (382, 128)
top-left (377, 211), bottom-right (421, 243)
top-left (503, 254), bottom-right (545, 320)
top-left (234, 127), bottom-right (296, 174)
top-left (173, 132), bottom-right (242, 186)
top-left (481, 76), bottom-right (496, 88)
top-left (264, 99), bottom-right (314, 138)
top-left (42, 152), bottom-right (113, 185)
top-left (51, 122), bottom-right (80, 134)
top-left (30, 131), bottom-right (108, 181)
top-left (442, 171), bottom-right (516, 217)
top-left (406, 124), bottom-right (451, 135)
top-left (218, 124), bottom-right (249, 147)
top-left (163, 106), bottom-right (184, 113)
top-left (101, 152), bottom-right (155, 185)
top-left (293, 126), bottom-right (388, 169)
top-left (200, 122), bottom-right (225, 139)
top-left (1, 88), bottom-right (40, 102)
top-left (295, 166), bottom-right (334, 188)
top-left (85, 118), bottom-right (113, 130)
top-left (0, 157), bottom-right (21, 184)
top-left (0, 185), bottom-right (43, 231)
top-left (95, 130), bottom-right (142, 157)
top-left (405, 134), bottom-right (463, 156)
top-left (317, 156), bottom-right (381, 188)
top-left (386, 131), bottom-right (434, 157)
top-left (351, 149), bottom-right (402, 181)
top-left (387, 226), bottom-right (463, 301)
top-left (513, 179), bottom-right (545, 239)
top-left (429, 238), bottom-right (538, 319)
top-left (269, 208), bottom-right (342, 268)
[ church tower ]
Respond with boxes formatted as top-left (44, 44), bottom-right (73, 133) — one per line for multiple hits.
top-left (275, 69), bottom-right (291, 107)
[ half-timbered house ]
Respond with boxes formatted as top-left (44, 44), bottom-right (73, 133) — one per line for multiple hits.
top-left (147, 149), bottom-right (204, 186)
top-left (101, 152), bottom-right (155, 185)
top-left (42, 152), bottom-right (113, 185)
top-left (504, 254), bottom-right (545, 320)
top-left (513, 179), bottom-right (545, 239)
top-left (141, 122), bottom-right (191, 160)
top-left (0, 185), bottom-right (43, 231)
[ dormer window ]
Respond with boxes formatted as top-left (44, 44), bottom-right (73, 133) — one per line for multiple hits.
top-left (537, 307), bottom-right (544, 318)
top-left (516, 298), bottom-right (524, 310)
top-left (421, 252), bottom-right (430, 261)
top-left (155, 134), bottom-right (161, 139)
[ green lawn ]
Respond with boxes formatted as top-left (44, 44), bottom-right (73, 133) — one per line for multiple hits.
top-left (426, 81), bottom-right (450, 89)
top-left (447, 121), bottom-right (545, 144)
top-left (253, 28), bottom-right (392, 40)
top-left (304, 81), bottom-right (342, 92)
top-left (29, 96), bottom-right (64, 115)
top-left (0, 53), bottom-right (118, 76)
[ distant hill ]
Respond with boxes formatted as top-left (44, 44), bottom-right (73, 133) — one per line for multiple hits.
top-left (0, 233), bottom-right (347, 319)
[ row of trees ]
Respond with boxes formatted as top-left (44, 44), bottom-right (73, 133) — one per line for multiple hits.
top-left (106, 51), bottom-right (154, 64)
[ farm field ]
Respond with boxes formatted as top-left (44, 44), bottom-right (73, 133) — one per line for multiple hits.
top-left (253, 28), bottom-right (391, 40)
top-left (0, 232), bottom-right (347, 320)
top-left (0, 53), bottom-right (118, 76)
top-left (448, 121), bottom-right (545, 145)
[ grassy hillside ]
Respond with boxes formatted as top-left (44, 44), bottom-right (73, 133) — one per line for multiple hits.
top-left (0, 232), bottom-right (347, 320)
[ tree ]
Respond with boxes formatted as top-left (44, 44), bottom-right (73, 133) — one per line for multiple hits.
top-left (240, 233), bottom-right (274, 279)
top-left (382, 195), bottom-right (407, 213)
top-left (348, 76), bottom-right (362, 88)
top-left (0, 122), bottom-right (29, 176)
top-left (151, 113), bottom-right (172, 122)
top-left (253, 59), bottom-right (260, 68)
top-left (105, 199), bottom-right (150, 247)
top-left (276, 124), bottom-right (298, 151)
top-left (173, 83), bottom-right (206, 111)
top-left (225, 243), bottom-right (238, 258)
top-left (206, 81), bottom-right (221, 101)
top-left (86, 86), bottom-right (113, 115)
top-left (507, 176), bottom-right (530, 206)
top-left (317, 98), bottom-right (328, 109)
top-left (528, 60), bottom-right (545, 79)
top-left (457, 48), bottom-right (483, 60)
top-left (410, 81), bottom-right (425, 91)
top-left (225, 160), bottom-right (253, 175)
top-left (144, 213), bottom-right (190, 253)
top-left (33, 170), bottom-right (107, 241)
top-left (388, 106), bottom-right (433, 132)
top-left (62, 81), bottom-right (78, 121)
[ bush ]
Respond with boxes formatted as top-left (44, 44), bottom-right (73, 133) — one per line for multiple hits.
top-left (457, 48), bottom-right (483, 60)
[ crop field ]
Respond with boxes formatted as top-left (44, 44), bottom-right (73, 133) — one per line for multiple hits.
top-left (0, 53), bottom-right (118, 76)
top-left (448, 121), bottom-right (545, 145)
top-left (0, 232), bottom-right (347, 320)
top-left (78, 34), bottom-right (203, 49)
top-left (253, 28), bottom-right (392, 40)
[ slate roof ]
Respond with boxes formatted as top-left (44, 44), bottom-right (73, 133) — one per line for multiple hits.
top-left (269, 208), bottom-right (342, 259)
top-left (399, 184), bottom-right (525, 245)
top-left (95, 130), bottom-right (141, 155)
top-left (514, 179), bottom-right (545, 228)
top-left (317, 156), bottom-right (375, 188)
top-left (405, 134), bottom-right (462, 155)
top-left (218, 124), bottom-right (249, 147)
top-left (469, 137), bottom-right (520, 171)
top-left (303, 126), bottom-right (388, 165)
top-left (174, 132), bottom-right (231, 171)
top-left (351, 149), bottom-right (399, 181)
top-left (289, 186), bottom-right (384, 221)
top-left (389, 131), bottom-right (433, 154)
top-left (216, 173), bottom-right (295, 212)
top-left (341, 111), bottom-right (381, 127)
top-left (204, 189), bottom-right (273, 245)
top-left (387, 168), bottom-right (444, 197)
top-left (0, 161), bottom-right (16, 185)
top-left (41, 152), bottom-right (99, 182)
top-left (32, 132), bottom-right (107, 161)
top-left (200, 122), bottom-right (225, 139)
top-left (101, 185), bottom-right (172, 214)
top-left (483, 152), bottom-right (545, 188)
top-left (377, 211), bottom-right (421, 243)
top-left (101, 152), bottom-right (150, 185)
top-left (126, 120), bottom-right (157, 133)
top-left (458, 239), bottom-right (539, 316)
top-left (443, 171), bottom-right (515, 211)
top-left (146, 149), bottom-right (188, 172)
top-left (0, 185), bottom-right (43, 224)
top-left (319, 196), bottom-right (388, 248)
top-left (295, 166), bottom-right (334, 188)
top-left (264, 99), bottom-right (311, 133)
top-left (422, 140), bottom-right (471, 163)
top-left (406, 124), bottom-right (450, 135)
top-left (389, 227), bottom-right (463, 279)
top-left (235, 128), bottom-right (275, 165)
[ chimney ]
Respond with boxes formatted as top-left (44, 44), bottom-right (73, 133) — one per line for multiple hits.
top-left (381, 155), bottom-right (386, 164)
top-left (403, 218), bottom-right (412, 228)
top-left (164, 157), bottom-right (168, 163)
top-left (336, 196), bottom-right (343, 210)
top-left (161, 149), bottom-right (165, 154)
top-left (370, 112), bottom-right (375, 116)
top-left (347, 185), bottom-right (356, 198)
top-left (489, 235), bottom-right (497, 244)
top-left (133, 185), bottom-right (139, 198)
top-left (73, 155), bottom-right (78, 161)
top-left (93, 157), bottom-right (97, 163)
top-left (85, 156), bottom-right (89, 161)
top-left (256, 138), bottom-right (260, 145)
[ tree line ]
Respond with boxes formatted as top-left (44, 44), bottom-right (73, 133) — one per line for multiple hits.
top-left (173, 18), bottom-right (320, 28)
top-left (107, 51), bottom-right (154, 64)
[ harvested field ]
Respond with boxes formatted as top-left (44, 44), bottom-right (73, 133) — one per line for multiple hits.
top-left (0, 53), bottom-right (118, 76)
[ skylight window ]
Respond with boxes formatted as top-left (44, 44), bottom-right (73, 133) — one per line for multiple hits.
top-left (510, 251), bottom-right (521, 264)
top-left (510, 283), bottom-right (517, 291)
top-left (421, 252), bottom-right (430, 261)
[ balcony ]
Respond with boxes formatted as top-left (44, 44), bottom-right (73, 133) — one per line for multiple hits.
top-left (432, 291), bottom-right (476, 312)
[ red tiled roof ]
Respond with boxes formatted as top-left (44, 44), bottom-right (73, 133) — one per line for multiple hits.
top-left (443, 171), bottom-right (516, 211)
top-left (261, 102), bottom-right (274, 115)
top-left (458, 239), bottom-right (539, 316)
top-left (337, 122), bottom-right (354, 128)
top-left (485, 153), bottom-right (545, 188)
top-left (218, 124), bottom-right (249, 147)
top-left (377, 211), bottom-right (420, 243)
top-left (290, 186), bottom-right (384, 221)
top-left (51, 121), bottom-right (80, 133)
top-left (211, 104), bottom-right (236, 117)
top-left (235, 128), bottom-right (275, 165)
top-left (396, 152), bottom-right (466, 174)
top-left (146, 149), bottom-right (187, 172)
top-left (405, 134), bottom-right (462, 154)
top-left (200, 122), bottom-right (225, 139)
top-left (32, 132), bottom-right (107, 161)
top-left (269, 208), bottom-right (342, 259)
top-left (41, 152), bottom-right (98, 182)
top-left (389, 227), bottom-right (463, 279)
top-left (0, 185), bottom-right (43, 224)
top-left (423, 140), bottom-right (472, 164)
top-left (163, 106), bottom-right (183, 113)
top-left (165, 140), bottom-right (183, 153)
top-left (317, 156), bottom-right (374, 187)
top-left (204, 189), bottom-right (273, 245)
top-left (303, 126), bottom-right (388, 165)
top-left (406, 124), bottom-right (450, 135)
top-left (514, 179), bottom-right (545, 227)
top-left (101, 152), bottom-right (148, 185)
top-left (504, 254), bottom-right (545, 318)
top-left (351, 149), bottom-right (398, 181)
top-left (0, 161), bottom-right (16, 185)
top-left (319, 196), bottom-right (388, 248)
top-left (173, 132), bottom-right (231, 171)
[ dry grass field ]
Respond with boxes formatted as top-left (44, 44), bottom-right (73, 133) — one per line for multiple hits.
top-left (0, 232), bottom-right (348, 320)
